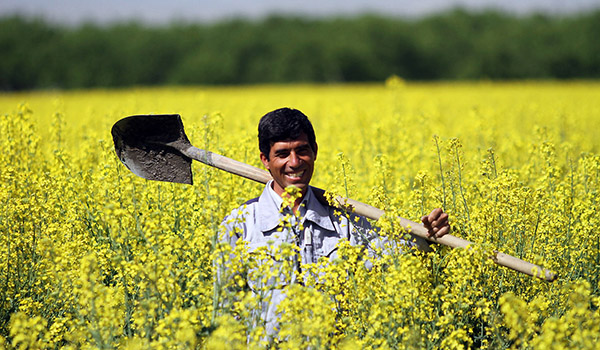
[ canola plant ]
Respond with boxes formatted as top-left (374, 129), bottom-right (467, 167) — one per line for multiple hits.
top-left (1, 81), bottom-right (600, 349)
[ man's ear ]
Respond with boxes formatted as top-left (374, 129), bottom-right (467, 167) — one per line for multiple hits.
top-left (313, 143), bottom-right (318, 160)
top-left (260, 152), bottom-right (270, 169)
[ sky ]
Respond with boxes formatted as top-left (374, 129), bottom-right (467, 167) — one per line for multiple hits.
top-left (2, 0), bottom-right (600, 25)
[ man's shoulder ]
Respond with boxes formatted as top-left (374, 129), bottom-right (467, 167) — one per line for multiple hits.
top-left (226, 196), bottom-right (260, 217)
top-left (243, 196), bottom-right (259, 206)
top-left (221, 196), bottom-right (260, 233)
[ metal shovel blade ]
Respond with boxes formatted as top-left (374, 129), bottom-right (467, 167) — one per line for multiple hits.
top-left (111, 114), bottom-right (194, 185)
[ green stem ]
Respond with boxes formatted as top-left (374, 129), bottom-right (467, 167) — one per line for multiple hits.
top-left (434, 136), bottom-right (447, 209)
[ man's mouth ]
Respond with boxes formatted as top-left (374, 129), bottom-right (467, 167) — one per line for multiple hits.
top-left (285, 170), bottom-right (305, 180)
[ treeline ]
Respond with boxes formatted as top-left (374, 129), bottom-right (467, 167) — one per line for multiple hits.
top-left (1, 9), bottom-right (600, 90)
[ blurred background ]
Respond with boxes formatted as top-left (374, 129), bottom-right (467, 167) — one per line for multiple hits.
top-left (1, 0), bottom-right (600, 90)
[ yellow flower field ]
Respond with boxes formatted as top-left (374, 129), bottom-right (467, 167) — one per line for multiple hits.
top-left (1, 81), bottom-right (600, 349)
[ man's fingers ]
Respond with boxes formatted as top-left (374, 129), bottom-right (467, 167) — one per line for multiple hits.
top-left (431, 213), bottom-right (448, 229)
top-left (421, 215), bottom-right (430, 225)
top-left (433, 225), bottom-right (450, 238)
top-left (427, 208), bottom-right (443, 223)
top-left (422, 208), bottom-right (443, 227)
top-left (421, 208), bottom-right (450, 238)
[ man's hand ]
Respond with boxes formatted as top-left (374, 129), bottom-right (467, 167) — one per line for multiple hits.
top-left (421, 208), bottom-right (450, 239)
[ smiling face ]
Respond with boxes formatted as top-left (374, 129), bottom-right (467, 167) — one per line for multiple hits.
top-left (260, 132), bottom-right (317, 198)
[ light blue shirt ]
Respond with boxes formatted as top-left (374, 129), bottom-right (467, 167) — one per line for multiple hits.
top-left (218, 181), bottom-right (413, 336)
top-left (220, 181), bottom-right (394, 264)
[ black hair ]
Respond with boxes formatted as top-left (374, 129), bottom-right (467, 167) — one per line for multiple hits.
top-left (258, 108), bottom-right (317, 159)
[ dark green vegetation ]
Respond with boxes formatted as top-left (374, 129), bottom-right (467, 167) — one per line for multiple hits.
top-left (1, 9), bottom-right (600, 90)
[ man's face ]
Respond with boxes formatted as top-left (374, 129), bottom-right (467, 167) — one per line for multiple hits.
top-left (260, 133), bottom-right (317, 197)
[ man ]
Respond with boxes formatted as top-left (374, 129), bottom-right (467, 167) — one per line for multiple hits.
top-left (218, 107), bottom-right (449, 335)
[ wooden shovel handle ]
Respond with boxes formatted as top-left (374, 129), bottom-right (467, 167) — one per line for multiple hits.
top-left (183, 145), bottom-right (557, 282)
top-left (183, 146), bottom-right (272, 183)
top-left (317, 193), bottom-right (556, 281)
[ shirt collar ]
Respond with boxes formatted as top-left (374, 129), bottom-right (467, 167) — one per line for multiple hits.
top-left (258, 181), bottom-right (335, 232)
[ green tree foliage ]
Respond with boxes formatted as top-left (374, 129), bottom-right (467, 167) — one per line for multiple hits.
top-left (1, 10), bottom-right (599, 90)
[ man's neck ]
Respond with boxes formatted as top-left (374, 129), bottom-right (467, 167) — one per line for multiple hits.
top-left (271, 182), bottom-right (308, 214)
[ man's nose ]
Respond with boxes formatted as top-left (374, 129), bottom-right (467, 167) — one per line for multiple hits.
top-left (288, 152), bottom-right (301, 167)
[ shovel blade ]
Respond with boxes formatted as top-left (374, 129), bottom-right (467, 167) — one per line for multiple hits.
top-left (111, 114), bottom-right (193, 185)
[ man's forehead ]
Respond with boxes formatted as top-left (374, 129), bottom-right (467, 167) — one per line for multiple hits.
top-left (269, 133), bottom-right (310, 148)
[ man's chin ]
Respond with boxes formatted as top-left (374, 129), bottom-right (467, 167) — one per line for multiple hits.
top-left (272, 180), bottom-right (310, 196)
top-left (287, 182), bottom-right (308, 189)
top-left (286, 182), bottom-right (310, 194)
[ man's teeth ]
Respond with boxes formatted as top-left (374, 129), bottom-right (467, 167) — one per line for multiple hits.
top-left (287, 171), bottom-right (304, 178)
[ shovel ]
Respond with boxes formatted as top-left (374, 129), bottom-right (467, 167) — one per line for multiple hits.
top-left (111, 114), bottom-right (557, 282)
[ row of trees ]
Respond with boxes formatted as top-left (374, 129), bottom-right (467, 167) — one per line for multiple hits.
top-left (1, 9), bottom-right (600, 90)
